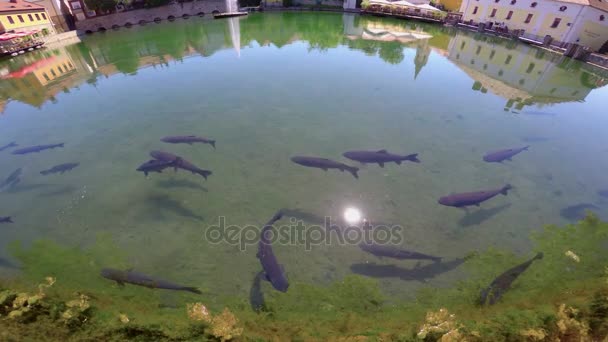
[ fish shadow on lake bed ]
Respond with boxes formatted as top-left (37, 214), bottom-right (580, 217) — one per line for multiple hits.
top-left (156, 179), bottom-right (208, 192)
top-left (5, 183), bottom-right (53, 193)
top-left (560, 203), bottom-right (601, 222)
top-left (146, 194), bottom-right (205, 221)
top-left (458, 204), bottom-right (512, 227)
top-left (350, 257), bottom-right (467, 282)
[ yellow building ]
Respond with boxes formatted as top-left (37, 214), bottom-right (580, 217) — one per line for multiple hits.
top-left (0, 0), bottom-right (55, 35)
top-left (459, 0), bottom-right (608, 52)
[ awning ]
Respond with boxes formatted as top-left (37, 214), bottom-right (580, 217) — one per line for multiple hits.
top-left (0, 30), bottom-right (41, 41)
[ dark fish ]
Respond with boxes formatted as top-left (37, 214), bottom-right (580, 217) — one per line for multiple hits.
top-left (483, 146), bottom-right (529, 163)
top-left (0, 168), bottom-right (22, 189)
top-left (290, 156), bottom-right (359, 179)
top-left (161, 135), bottom-right (216, 149)
top-left (0, 216), bottom-right (13, 223)
top-left (0, 142), bottom-right (18, 152)
top-left (100, 268), bottom-right (202, 294)
top-left (598, 190), bottom-right (608, 198)
top-left (343, 150), bottom-right (420, 167)
top-left (479, 252), bottom-right (543, 305)
top-left (150, 151), bottom-right (212, 180)
top-left (438, 184), bottom-right (512, 208)
top-left (350, 257), bottom-right (468, 282)
top-left (359, 242), bottom-right (441, 262)
top-left (458, 203), bottom-right (512, 227)
top-left (257, 211), bottom-right (289, 292)
top-left (249, 271), bottom-right (266, 312)
top-left (560, 203), bottom-right (600, 221)
top-left (136, 159), bottom-right (177, 176)
top-left (12, 143), bottom-right (64, 155)
top-left (40, 163), bottom-right (79, 175)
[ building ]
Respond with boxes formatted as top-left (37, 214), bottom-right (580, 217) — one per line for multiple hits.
top-left (446, 30), bottom-right (607, 109)
top-left (459, 0), bottom-right (608, 52)
top-left (26, 0), bottom-right (73, 32)
top-left (0, 0), bottom-right (55, 35)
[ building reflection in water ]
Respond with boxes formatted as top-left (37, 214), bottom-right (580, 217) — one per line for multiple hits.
top-left (0, 14), bottom-right (606, 114)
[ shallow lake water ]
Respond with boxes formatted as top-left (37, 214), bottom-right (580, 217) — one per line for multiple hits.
top-left (1, 12), bottom-right (607, 304)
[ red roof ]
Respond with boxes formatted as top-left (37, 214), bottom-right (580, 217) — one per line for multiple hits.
top-left (0, 29), bottom-right (40, 41)
top-left (0, 0), bottom-right (46, 12)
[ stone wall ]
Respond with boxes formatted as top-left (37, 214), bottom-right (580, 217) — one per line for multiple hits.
top-left (75, 0), bottom-right (226, 32)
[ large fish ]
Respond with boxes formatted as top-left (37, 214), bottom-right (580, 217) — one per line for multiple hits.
top-left (438, 184), bottom-right (512, 208)
top-left (479, 252), bottom-right (543, 305)
top-left (343, 150), bottom-right (420, 167)
top-left (40, 163), bottom-right (79, 175)
top-left (0, 216), bottom-right (13, 223)
top-left (483, 146), bottom-right (529, 163)
top-left (0, 142), bottom-right (17, 152)
top-left (350, 256), bottom-right (469, 282)
top-left (150, 151), bottom-right (212, 180)
top-left (12, 143), bottom-right (64, 155)
top-left (161, 136), bottom-right (216, 149)
top-left (257, 211), bottom-right (289, 292)
top-left (0, 168), bottom-right (22, 191)
top-left (290, 156), bottom-right (359, 179)
top-left (359, 242), bottom-right (441, 262)
top-left (100, 268), bottom-right (202, 294)
top-left (136, 159), bottom-right (177, 176)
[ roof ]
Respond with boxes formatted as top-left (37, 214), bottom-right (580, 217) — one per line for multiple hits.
top-left (553, 0), bottom-right (608, 11)
top-left (0, 0), bottom-right (45, 12)
top-left (0, 29), bottom-right (40, 40)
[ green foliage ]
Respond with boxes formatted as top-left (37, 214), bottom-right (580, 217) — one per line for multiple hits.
top-left (361, 0), bottom-right (369, 8)
top-left (83, 0), bottom-right (117, 13)
top-left (144, 0), bottom-right (170, 8)
top-left (282, 0), bottom-right (293, 7)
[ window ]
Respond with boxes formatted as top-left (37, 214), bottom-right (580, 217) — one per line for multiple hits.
top-left (490, 50), bottom-right (496, 59)
top-left (460, 41), bottom-right (466, 50)
top-left (551, 18), bottom-right (561, 28)
top-left (506, 10), bottom-right (513, 19)
top-left (494, 0), bottom-right (499, 2)
top-left (531, 2), bottom-right (537, 7)
top-left (7, 15), bottom-right (14, 24)
top-left (525, 13), bottom-right (533, 23)
top-left (510, 0), bottom-right (516, 3)
top-left (41, 13), bottom-right (46, 19)
top-left (550, 88), bottom-right (556, 94)
top-left (476, 45), bottom-right (482, 55)
top-left (519, 79), bottom-right (525, 85)
top-left (50, 69), bottom-right (57, 77)
top-left (498, 69), bottom-right (504, 76)
top-left (17, 15), bottom-right (24, 23)
top-left (456, 53), bottom-right (460, 59)
top-left (57, 65), bottom-right (63, 73)
top-left (470, 59), bottom-right (475, 65)
top-left (559, 5), bottom-right (567, 11)
top-left (526, 63), bottom-right (535, 73)
top-left (505, 55), bottom-right (512, 64)
top-left (490, 8), bottom-right (497, 17)
top-left (42, 73), bottom-right (50, 82)
top-left (35, 13), bottom-right (40, 20)
top-left (483, 64), bottom-right (488, 70)
top-left (28, 14), bottom-right (33, 21)
top-left (601, 15), bottom-right (605, 21)
top-left (472, 6), bottom-right (478, 14)
top-left (71, 1), bottom-right (82, 9)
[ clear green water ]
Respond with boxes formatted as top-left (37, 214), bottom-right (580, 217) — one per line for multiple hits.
top-left (0, 12), bottom-right (607, 305)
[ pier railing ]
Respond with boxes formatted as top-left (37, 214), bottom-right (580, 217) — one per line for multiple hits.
top-left (363, 5), bottom-right (446, 23)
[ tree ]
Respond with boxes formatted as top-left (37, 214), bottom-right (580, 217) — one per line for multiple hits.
top-left (84, 0), bottom-right (118, 12)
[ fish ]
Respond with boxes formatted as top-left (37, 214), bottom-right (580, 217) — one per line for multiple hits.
top-left (40, 163), bottom-right (79, 175)
top-left (342, 150), bottom-right (420, 167)
top-left (0, 142), bottom-right (18, 152)
top-left (560, 203), bottom-right (600, 221)
top-left (161, 136), bottom-right (216, 149)
top-left (100, 268), bottom-right (202, 294)
top-left (483, 146), bottom-right (529, 163)
top-left (12, 143), bottom-right (64, 155)
top-left (350, 256), bottom-right (469, 282)
top-left (257, 210), bottom-right (289, 292)
top-left (0, 168), bottom-right (22, 189)
top-left (150, 151), bottom-right (212, 180)
top-left (359, 242), bottom-right (441, 262)
top-left (0, 216), bottom-right (13, 223)
top-left (438, 184), bottom-right (512, 208)
top-left (249, 271), bottom-right (266, 312)
top-left (136, 159), bottom-right (177, 176)
top-left (479, 252), bottom-right (543, 305)
top-left (290, 156), bottom-right (359, 179)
